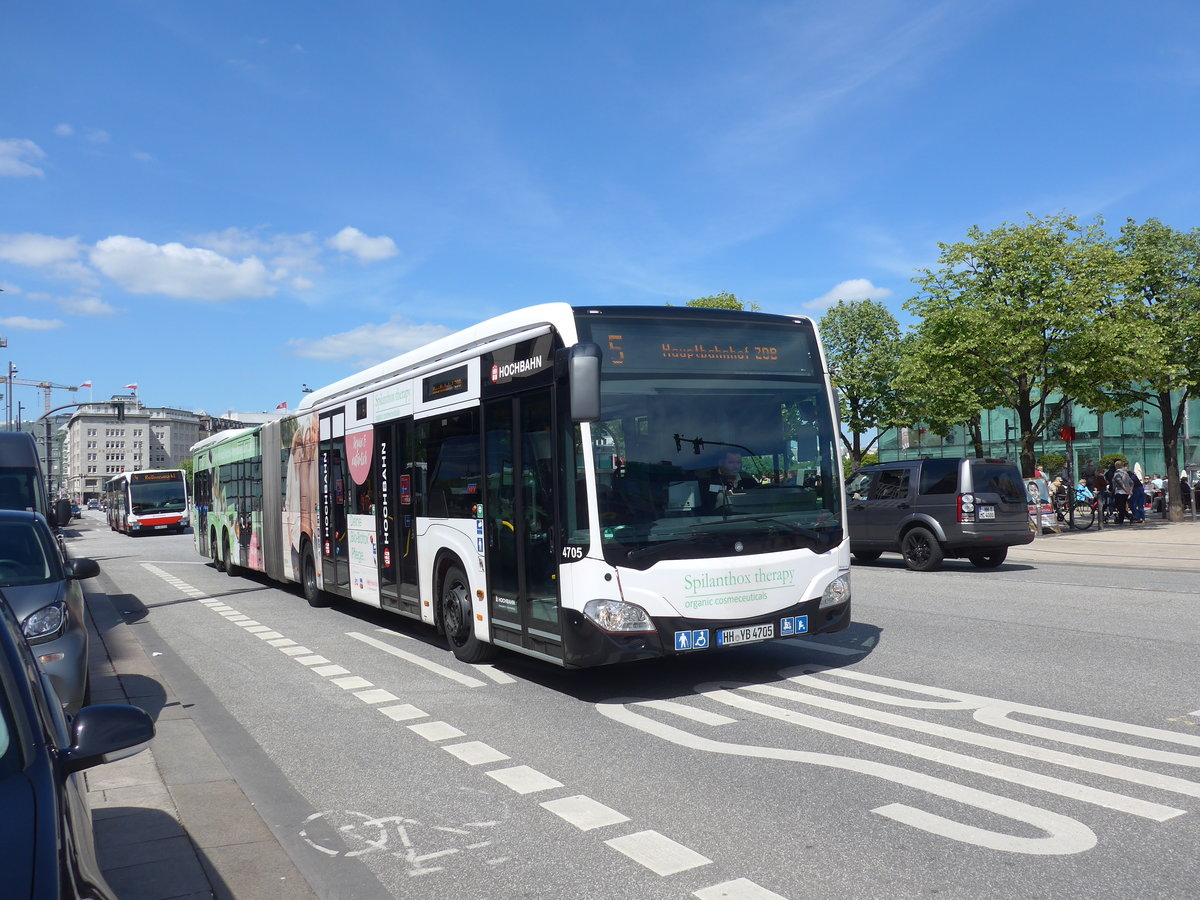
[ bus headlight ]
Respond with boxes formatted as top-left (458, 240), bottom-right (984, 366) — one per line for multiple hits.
top-left (23, 602), bottom-right (67, 644)
top-left (819, 573), bottom-right (850, 609)
top-left (583, 599), bottom-right (654, 633)
top-left (126, 514), bottom-right (139, 526)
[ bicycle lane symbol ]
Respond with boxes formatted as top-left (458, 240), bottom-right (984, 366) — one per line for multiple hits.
top-left (300, 810), bottom-right (505, 876)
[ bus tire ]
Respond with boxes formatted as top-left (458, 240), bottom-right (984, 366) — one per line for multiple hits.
top-left (439, 563), bottom-right (496, 664)
top-left (223, 533), bottom-right (238, 576)
top-left (900, 526), bottom-right (943, 572)
top-left (211, 529), bottom-right (224, 571)
top-left (301, 544), bottom-right (328, 608)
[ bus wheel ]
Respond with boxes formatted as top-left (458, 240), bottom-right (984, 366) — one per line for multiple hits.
top-left (439, 564), bottom-right (496, 664)
top-left (302, 546), bottom-right (328, 608)
top-left (211, 529), bottom-right (223, 571)
top-left (223, 534), bottom-right (238, 576)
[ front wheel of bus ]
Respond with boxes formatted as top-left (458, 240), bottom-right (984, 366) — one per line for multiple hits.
top-left (302, 546), bottom-right (328, 608)
top-left (440, 564), bottom-right (496, 664)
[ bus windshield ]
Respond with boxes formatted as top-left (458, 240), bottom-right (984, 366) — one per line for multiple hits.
top-left (578, 311), bottom-right (842, 568)
top-left (130, 478), bottom-right (187, 514)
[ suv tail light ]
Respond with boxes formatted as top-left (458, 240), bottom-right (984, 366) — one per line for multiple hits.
top-left (958, 493), bottom-right (975, 523)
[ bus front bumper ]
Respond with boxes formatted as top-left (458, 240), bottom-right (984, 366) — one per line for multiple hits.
top-left (562, 596), bottom-right (851, 668)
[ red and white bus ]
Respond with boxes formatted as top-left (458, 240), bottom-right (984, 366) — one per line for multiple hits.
top-left (106, 469), bottom-right (189, 535)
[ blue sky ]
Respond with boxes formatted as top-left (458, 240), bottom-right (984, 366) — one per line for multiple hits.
top-left (3, 1), bottom-right (1198, 418)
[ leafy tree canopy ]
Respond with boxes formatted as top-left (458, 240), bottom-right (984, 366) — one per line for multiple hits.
top-left (903, 212), bottom-right (1137, 476)
top-left (683, 292), bottom-right (760, 311)
top-left (819, 299), bottom-right (902, 466)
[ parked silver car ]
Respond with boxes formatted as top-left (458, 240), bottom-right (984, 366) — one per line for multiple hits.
top-left (0, 510), bottom-right (99, 712)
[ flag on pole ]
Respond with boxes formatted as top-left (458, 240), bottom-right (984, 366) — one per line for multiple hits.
top-left (79, 380), bottom-right (92, 388)
top-left (276, 401), bottom-right (288, 410)
top-left (124, 383), bottom-right (138, 391)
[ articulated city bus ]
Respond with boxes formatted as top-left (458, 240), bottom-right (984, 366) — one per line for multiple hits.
top-left (192, 303), bottom-right (851, 667)
top-left (106, 469), bottom-right (189, 534)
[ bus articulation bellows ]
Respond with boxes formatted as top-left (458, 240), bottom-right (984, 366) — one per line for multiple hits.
top-left (192, 303), bottom-right (851, 668)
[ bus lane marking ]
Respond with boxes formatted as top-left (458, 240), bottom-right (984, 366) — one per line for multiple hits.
top-left (694, 682), bottom-right (1183, 822)
top-left (800, 668), bottom-right (1200, 764)
top-left (140, 565), bottom-right (790, 896)
top-left (347, 631), bottom-right (487, 688)
top-left (597, 697), bottom-right (1098, 855)
top-left (747, 673), bottom-right (1200, 804)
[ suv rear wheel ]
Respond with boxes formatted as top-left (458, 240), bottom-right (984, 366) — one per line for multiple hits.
top-left (901, 526), bottom-right (943, 572)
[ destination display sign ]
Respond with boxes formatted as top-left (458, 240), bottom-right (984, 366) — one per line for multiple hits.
top-left (131, 471), bottom-right (181, 483)
top-left (576, 315), bottom-right (819, 376)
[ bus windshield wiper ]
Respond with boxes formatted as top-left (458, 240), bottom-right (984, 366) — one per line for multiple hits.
top-left (624, 533), bottom-right (723, 564)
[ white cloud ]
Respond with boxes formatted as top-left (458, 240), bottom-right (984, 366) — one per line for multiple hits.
top-left (0, 139), bottom-right (46, 177)
top-left (327, 227), bottom-right (399, 263)
top-left (85, 129), bottom-right (111, 144)
top-left (292, 276), bottom-right (315, 291)
top-left (54, 123), bottom-right (74, 137)
top-left (805, 278), bottom-right (893, 311)
top-left (289, 316), bottom-right (452, 365)
top-left (59, 295), bottom-right (117, 316)
top-left (0, 316), bottom-right (65, 330)
top-left (0, 233), bottom-right (83, 267)
top-left (90, 236), bottom-right (275, 301)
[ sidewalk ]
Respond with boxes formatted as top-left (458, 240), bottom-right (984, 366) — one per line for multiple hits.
top-left (1005, 516), bottom-right (1200, 570)
top-left (84, 585), bottom-right (318, 900)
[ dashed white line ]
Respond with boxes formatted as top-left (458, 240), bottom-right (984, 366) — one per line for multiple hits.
top-left (540, 795), bottom-right (630, 831)
top-left (486, 765), bottom-right (563, 795)
top-left (379, 704), bottom-right (427, 722)
top-left (280, 646), bottom-right (313, 656)
top-left (332, 676), bottom-right (373, 691)
top-left (294, 655), bottom-right (330, 666)
top-left (354, 689), bottom-right (399, 705)
top-left (605, 830), bottom-right (712, 876)
top-left (409, 721), bottom-right (466, 742)
top-left (311, 665), bottom-right (350, 677)
top-left (694, 878), bottom-right (788, 899)
top-left (442, 741), bottom-right (510, 766)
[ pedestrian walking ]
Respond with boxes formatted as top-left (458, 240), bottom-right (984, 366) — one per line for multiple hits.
top-left (1130, 475), bottom-right (1147, 524)
top-left (1111, 461), bottom-right (1135, 524)
top-left (1182, 475), bottom-right (1193, 516)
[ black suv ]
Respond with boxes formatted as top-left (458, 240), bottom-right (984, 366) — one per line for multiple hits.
top-left (845, 457), bottom-right (1032, 571)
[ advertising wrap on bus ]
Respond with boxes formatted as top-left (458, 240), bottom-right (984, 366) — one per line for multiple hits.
top-left (192, 303), bottom-right (851, 670)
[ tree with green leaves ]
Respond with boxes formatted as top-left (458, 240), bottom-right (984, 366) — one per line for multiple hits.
top-left (683, 292), bottom-right (760, 311)
top-left (1107, 218), bottom-right (1200, 520)
top-left (904, 213), bottom-right (1136, 477)
top-left (819, 299), bottom-right (903, 469)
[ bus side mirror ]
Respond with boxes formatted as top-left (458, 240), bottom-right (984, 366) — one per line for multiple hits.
top-left (53, 498), bottom-right (72, 528)
top-left (568, 343), bottom-right (601, 424)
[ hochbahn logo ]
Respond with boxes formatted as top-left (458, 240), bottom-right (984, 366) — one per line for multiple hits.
top-left (491, 355), bottom-right (545, 384)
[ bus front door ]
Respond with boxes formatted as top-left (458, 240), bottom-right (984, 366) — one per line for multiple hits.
top-left (483, 391), bottom-right (563, 662)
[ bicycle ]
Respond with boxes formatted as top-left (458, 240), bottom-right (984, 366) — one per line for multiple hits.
top-left (1054, 494), bottom-right (1098, 530)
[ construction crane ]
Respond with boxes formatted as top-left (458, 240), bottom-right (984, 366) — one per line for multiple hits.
top-left (10, 377), bottom-right (78, 416)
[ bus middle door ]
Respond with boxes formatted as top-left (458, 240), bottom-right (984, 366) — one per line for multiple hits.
top-left (319, 413), bottom-right (350, 595)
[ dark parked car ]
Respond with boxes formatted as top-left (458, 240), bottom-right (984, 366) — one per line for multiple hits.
top-left (0, 590), bottom-right (155, 900)
top-left (845, 457), bottom-right (1033, 571)
top-left (0, 510), bottom-right (99, 713)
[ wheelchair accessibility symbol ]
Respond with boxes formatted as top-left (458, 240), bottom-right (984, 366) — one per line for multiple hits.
top-left (675, 629), bottom-right (710, 651)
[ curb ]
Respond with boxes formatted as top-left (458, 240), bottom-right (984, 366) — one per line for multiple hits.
top-left (84, 582), bottom-right (318, 900)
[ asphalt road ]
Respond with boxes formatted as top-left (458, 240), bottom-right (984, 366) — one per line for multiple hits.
top-left (74, 511), bottom-right (1200, 899)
